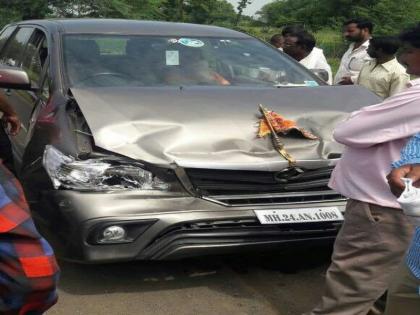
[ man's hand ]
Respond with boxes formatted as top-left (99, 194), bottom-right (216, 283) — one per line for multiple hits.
top-left (387, 164), bottom-right (420, 197)
top-left (338, 76), bottom-right (354, 85)
top-left (2, 113), bottom-right (21, 136)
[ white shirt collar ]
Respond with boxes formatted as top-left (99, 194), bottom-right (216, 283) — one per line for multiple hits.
top-left (350, 39), bottom-right (370, 51)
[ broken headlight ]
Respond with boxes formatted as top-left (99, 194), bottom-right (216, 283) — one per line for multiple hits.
top-left (43, 145), bottom-right (170, 191)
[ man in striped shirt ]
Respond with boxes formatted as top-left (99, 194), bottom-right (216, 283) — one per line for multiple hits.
top-left (386, 28), bottom-right (420, 311)
top-left (386, 136), bottom-right (420, 315)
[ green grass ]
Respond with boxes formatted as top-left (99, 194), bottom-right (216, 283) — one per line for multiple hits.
top-left (327, 57), bottom-right (341, 76)
top-left (315, 30), bottom-right (345, 58)
top-left (314, 29), bottom-right (346, 75)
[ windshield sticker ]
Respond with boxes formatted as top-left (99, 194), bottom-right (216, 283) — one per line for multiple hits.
top-left (178, 38), bottom-right (205, 48)
top-left (166, 50), bottom-right (180, 66)
top-left (304, 80), bottom-right (319, 87)
top-left (168, 38), bottom-right (179, 44)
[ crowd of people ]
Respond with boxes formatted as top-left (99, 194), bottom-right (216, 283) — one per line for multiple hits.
top-left (271, 19), bottom-right (420, 315)
top-left (270, 18), bottom-right (413, 99)
top-left (0, 17), bottom-right (419, 315)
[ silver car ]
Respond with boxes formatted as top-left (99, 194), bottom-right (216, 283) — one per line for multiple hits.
top-left (0, 19), bottom-right (379, 262)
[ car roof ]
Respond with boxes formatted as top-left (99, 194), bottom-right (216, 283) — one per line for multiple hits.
top-left (14, 19), bottom-right (250, 38)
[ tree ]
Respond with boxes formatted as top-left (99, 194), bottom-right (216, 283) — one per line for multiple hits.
top-left (20, 0), bottom-right (50, 19)
top-left (234, 0), bottom-right (252, 25)
top-left (129, 0), bottom-right (165, 20)
top-left (161, 0), bottom-right (185, 22)
top-left (0, 0), bottom-right (49, 24)
top-left (0, 0), bottom-right (236, 29)
top-left (48, 0), bottom-right (132, 18)
top-left (186, 0), bottom-right (236, 25)
top-left (161, 0), bottom-right (235, 25)
top-left (258, 0), bottom-right (420, 33)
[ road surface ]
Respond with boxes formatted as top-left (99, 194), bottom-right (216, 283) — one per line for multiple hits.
top-left (46, 245), bottom-right (332, 315)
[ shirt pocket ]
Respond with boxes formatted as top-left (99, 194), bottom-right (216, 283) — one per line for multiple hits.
top-left (348, 57), bottom-right (367, 71)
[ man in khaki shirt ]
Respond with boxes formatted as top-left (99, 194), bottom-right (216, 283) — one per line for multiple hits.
top-left (357, 36), bottom-right (409, 99)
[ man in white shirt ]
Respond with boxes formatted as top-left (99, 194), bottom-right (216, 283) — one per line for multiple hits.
top-left (283, 29), bottom-right (333, 84)
top-left (334, 18), bottom-right (373, 85)
top-left (357, 36), bottom-right (409, 99)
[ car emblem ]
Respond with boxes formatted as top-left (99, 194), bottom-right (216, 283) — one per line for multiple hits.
top-left (273, 167), bottom-right (304, 183)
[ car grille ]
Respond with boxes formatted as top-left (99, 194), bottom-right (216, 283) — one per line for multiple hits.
top-left (184, 167), bottom-right (345, 206)
top-left (155, 217), bottom-right (341, 240)
top-left (141, 217), bottom-right (342, 259)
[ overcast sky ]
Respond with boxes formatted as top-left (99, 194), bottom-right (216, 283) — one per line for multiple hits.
top-left (226, 0), bottom-right (274, 16)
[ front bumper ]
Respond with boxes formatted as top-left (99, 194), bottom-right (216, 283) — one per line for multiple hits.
top-left (34, 190), bottom-right (345, 263)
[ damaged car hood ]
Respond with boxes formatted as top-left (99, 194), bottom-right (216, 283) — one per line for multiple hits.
top-left (71, 86), bottom-right (380, 171)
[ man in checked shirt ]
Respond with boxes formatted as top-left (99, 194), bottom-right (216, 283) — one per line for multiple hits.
top-left (0, 91), bottom-right (59, 314)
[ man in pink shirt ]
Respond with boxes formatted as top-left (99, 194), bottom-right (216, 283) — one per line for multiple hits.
top-left (306, 24), bottom-right (420, 315)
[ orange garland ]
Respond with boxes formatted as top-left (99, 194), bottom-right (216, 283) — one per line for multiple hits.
top-left (258, 111), bottom-right (318, 140)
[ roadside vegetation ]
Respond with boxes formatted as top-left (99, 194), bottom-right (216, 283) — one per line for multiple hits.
top-left (1, 0), bottom-right (419, 74)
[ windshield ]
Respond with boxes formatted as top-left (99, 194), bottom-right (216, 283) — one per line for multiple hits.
top-left (63, 34), bottom-right (320, 88)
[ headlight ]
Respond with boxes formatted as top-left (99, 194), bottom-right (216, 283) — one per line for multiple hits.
top-left (43, 145), bottom-right (170, 191)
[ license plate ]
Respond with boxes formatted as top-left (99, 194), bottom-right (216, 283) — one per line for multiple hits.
top-left (254, 207), bottom-right (344, 224)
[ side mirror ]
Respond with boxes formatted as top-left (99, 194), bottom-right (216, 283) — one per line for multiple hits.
top-left (0, 66), bottom-right (31, 90)
top-left (311, 68), bottom-right (329, 83)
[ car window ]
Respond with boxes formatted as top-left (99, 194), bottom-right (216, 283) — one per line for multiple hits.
top-left (62, 34), bottom-right (321, 88)
top-left (0, 26), bottom-right (17, 52)
top-left (0, 27), bottom-right (34, 67)
top-left (21, 31), bottom-right (48, 88)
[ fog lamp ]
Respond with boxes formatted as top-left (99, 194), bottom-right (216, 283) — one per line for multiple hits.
top-left (98, 225), bottom-right (127, 243)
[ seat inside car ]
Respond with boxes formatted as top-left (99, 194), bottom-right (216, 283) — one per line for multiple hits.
top-left (64, 39), bottom-right (107, 84)
top-left (121, 38), bottom-right (163, 84)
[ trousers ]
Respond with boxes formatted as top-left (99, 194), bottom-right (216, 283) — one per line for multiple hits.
top-left (305, 199), bottom-right (414, 315)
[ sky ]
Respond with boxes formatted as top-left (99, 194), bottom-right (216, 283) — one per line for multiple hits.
top-left (226, 0), bottom-right (274, 16)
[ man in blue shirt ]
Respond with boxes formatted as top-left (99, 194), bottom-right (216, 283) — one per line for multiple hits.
top-left (387, 161), bottom-right (420, 315)
top-left (387, 151), bottom-right (420, 315)
top-left (385, 23), bottom-right (420, 315)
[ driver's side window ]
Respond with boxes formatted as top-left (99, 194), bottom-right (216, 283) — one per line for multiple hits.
top-left (21, 31), bottom-right (48, 89)
top-left (0, 27), bottom-right (34, 67)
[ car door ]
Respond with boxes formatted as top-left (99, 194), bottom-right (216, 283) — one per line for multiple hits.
top-left (0, 25), bottom-right (18, 170)
top-left (0, 27), bottom-right (49, 165)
